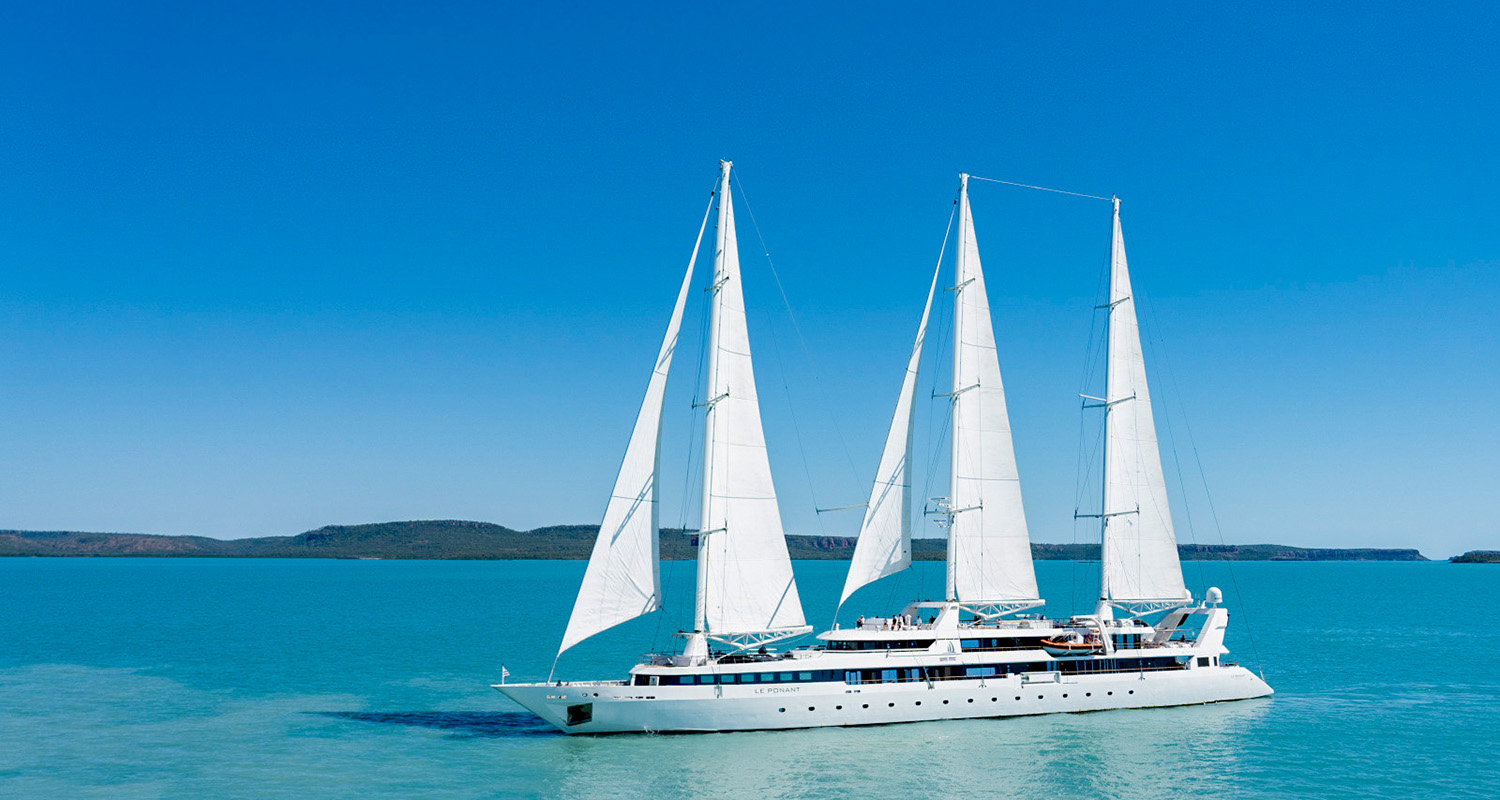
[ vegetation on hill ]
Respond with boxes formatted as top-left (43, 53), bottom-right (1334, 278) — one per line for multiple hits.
top-left (0, 520), bottom-right (1428, 561)
top-left (1450, 551), bottom-right (1500, 563)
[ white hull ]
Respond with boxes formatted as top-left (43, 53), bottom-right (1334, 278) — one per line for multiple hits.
top-left (496, 664), bottom-right (1271, 734)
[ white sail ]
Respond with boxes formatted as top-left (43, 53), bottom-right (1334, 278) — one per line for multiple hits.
top-left (556, 193), bottom-right (715, 657)
top-left (837, 261), bottom-right (941, 610)
top-left (947, 175), bottom-right (1040, 605)
top-left (1100, 199), bottom-right (1190, 605)
top-left (695, 161), bottom-right (807, 636)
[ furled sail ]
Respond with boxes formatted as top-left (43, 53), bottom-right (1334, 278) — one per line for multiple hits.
top-left (695, 161), bottom-right (807, 636)
top-left (1100, 199), bottom-right (1190, 605)
top-left (837, 261), bottom-right (941, 610)
top-left (556, 193), bottom-right (715, 657)
top-left (946, 175), bottom-right (1040, 605)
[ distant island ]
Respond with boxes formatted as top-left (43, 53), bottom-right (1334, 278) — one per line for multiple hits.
top-left (1451, 551), bottom-right (1500, 564)
top-left (0, 520), bottom-right (1430, 561)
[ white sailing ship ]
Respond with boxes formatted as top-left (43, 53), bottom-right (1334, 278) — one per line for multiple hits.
top-left (495, 165), bottom-right (1272, 733)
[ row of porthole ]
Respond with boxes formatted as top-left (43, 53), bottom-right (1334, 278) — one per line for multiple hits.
top-left (779, 689), bottom-right (1137, 713)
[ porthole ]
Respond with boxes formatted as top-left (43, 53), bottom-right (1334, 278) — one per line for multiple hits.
top-left (779, 708), bottom-right (786, 713)
top-left (1038, 695), bottom-right (1044, 699)
top-left (1086, 693), bottom-right (1091, 697)
top-left (1107, 691), bottom-right (1113, 696)
top-left (1014, 696), bottom-right (1021, 701)
top-left (862, 704), bottom-right (869, 709)
top-left (1062, 694), bottom-right (1068, 698)
top-left (915, 701), bottom-right (922, 706)
top-left (888, 702), bottom-right (895, 707)
top-left (967, 699), bottom-right (974, 703)
top-left (808, 706), bottom-right (816, 711)
top-left (836, 705), bottom-right (843, 710)
top-left (991, 697), bottom-right (998, 702)
top-left (942, 700), bottom-right (949, 705)
top-left (1128, 690), bottom-right (1134, 695)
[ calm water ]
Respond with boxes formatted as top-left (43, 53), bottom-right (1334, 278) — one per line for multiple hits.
top-left (1, 557), bottom-right (1495, 799)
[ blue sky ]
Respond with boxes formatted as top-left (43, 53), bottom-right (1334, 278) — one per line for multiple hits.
top-left (0, 3), bottom-right (1495, 558)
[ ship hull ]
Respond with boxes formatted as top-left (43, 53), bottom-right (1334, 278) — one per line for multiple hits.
top-left (494, 665), bottom-right (1272, 734)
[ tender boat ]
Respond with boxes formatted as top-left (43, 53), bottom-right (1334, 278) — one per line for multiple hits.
top-left (1039, 633), bottom-right (1105, 657)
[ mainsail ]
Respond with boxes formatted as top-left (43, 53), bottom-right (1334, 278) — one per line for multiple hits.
top-left (1098, 198), bottom-right (1190, 606)
top-left (695, 161), bottom-right (807, 637)
top-left (556, 191), bottom-right (715, 657)
top-left (837, 260), bottom-right (941, 610)
top-left (947, 175), bottom-right (1040, 606)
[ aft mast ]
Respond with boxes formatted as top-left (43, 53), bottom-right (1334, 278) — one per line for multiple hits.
top-left (1085, 197), bottom-right (1191, 619)
top-left (687, 160), bottom-right (810, 659)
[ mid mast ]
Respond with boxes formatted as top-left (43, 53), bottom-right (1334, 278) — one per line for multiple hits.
top-left (841, 175), bottom-right (1041, 617)
top-left (690, 160), bottom-right (810, 655)
top-left (943, 175), bottom-right (1042, 615)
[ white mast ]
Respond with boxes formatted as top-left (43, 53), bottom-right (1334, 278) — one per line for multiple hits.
top-left (838, 259), bottom-right (941, 611)
top-left (945, 175), bottom-right (1041, 613)
top-left (556, 190), bottom-right (715, 658)
top-left (1092, 197), bottom-right (1190, 617)
top-left (692, 160), bottom-right (809, 653)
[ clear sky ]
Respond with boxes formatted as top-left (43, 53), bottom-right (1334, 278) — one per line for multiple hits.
top-left (1, 3), bottom-right (1495, 558)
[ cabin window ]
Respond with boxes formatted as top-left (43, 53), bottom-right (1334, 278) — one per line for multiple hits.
top-left (649, 675), bottom-right (659, 686)
top-left (966, 666), bottom-right (997, 677)
top-left (679, 675), bottom-right (695, 685)
top-left (1198, 657), bottom-right (1210, 667)
top-left (844, 671), bottom-right (860, 684)
top-left (881, 669), bottom-right (897, 683)
top-left (798, 672), bottom-right (813, 682)
top-left (778, 672), bottom-right (794, 682)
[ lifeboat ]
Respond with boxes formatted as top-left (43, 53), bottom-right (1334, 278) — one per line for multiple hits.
top-left (1040, 632), bottom-right (1103, 657)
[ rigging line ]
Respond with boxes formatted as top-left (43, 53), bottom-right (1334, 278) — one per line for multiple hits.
top-left (966, 174), bottom-right (1113, 202)
top-left (764, 306), bottom-right (829, 537)
top-left (731, 172), bottom-right (864, 496)
top-left (655, 189), bottom-right (719, 653)
top-left (1137, 286), bottom-right (1211, 598)
top-left (1136, 285), bottom-right (1264, 673)
top-left (1073, 224), bottom-right (1113, 512)
top-left (919, 199), bottom-right (960, 504)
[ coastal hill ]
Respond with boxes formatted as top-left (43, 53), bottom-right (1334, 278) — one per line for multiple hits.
top-left (0, 520), bottom-right (1429, 561)
top-left (1451, 551), bottom-right (1500, 563)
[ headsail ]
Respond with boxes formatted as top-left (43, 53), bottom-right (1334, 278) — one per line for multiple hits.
top-left (695, 161), bottom-right (808, 638)
top-left (947, 175), bottom-right (1040, 607)
top-left (837, 260), bottom-right (941, 610)
top-left (1099, 198), bottom-right (1190, 607)
top-left (556, 191), bottom-right (715, 657)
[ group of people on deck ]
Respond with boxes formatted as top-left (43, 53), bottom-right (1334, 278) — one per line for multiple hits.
top-left (855, 614), bottom-right (919, 631)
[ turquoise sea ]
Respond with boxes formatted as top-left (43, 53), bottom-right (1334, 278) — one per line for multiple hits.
top-left (1, 557), bottom-right (1495, 799)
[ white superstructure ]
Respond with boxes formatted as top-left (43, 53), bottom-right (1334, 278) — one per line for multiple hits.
top-left (495, 168), bottom-right (1271, 734)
